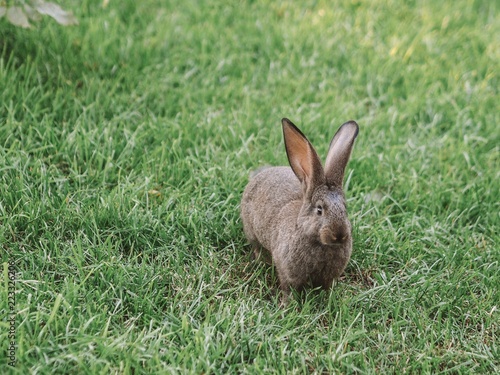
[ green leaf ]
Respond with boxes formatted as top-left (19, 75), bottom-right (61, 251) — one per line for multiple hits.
top-left (6, 6), bottom-right (31, 28)
top-left (0, 7), bottom-right (7, 19)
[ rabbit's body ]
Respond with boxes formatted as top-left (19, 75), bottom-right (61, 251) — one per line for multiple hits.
top-left (241, 119), bottom-right (359, 299)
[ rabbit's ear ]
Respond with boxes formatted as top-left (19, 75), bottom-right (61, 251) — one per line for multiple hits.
top-left (282, 118), bottom-right (325, 195)
top-left (324, 121), bottom-right (359, 187)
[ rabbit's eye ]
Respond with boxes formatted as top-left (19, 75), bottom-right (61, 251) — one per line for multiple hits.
top-left (316, 205), bottom-right (323, 215)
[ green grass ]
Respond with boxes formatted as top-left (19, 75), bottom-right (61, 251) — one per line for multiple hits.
top-left (1, 0), bottom-right (498, 373)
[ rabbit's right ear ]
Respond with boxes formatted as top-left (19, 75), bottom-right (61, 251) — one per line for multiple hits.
top-left (324, 121), bottom-right (359, 187)
top-left (282, 118), bottom-right (325, 196)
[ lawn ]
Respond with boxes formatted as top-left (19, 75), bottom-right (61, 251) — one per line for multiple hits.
top-left (1, 0), bottom-right (498, 373)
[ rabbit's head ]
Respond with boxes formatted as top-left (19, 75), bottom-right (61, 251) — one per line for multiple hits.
top-left (282, 118), bottom-right (358, 247)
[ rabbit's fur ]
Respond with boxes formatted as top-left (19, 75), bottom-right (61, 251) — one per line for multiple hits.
top-left (240, 118), bottom-right (359, 301)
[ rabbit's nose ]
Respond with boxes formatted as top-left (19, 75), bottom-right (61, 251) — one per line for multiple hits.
top-left (320, 229), bottom-right (348, 245)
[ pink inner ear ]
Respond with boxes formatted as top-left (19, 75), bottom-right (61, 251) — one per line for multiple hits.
top-left (291, 155), bottom-right (307, 180)
top-left (284, 126), bottom-right (311, 182)
top-left (282, 118), bottom-right (325, 188)
top-left (300, 147), bottom-right (314, 179)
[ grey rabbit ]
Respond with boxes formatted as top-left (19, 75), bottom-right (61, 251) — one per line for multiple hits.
top-left (240, 118), bottom-right (359, 302)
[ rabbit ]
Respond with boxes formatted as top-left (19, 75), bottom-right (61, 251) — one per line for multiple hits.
top-left (240, 118), bottom-right (359, 302)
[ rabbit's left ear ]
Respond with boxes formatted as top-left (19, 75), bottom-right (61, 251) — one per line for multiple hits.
top-left (324, 121), bottom-right (359, 187)
top-left (282, 118), bottom-right (325, 196)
